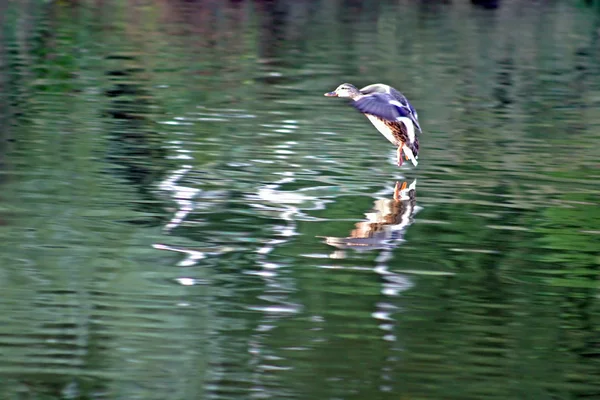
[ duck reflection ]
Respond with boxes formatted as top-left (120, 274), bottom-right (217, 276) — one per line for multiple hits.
top-left (320, 179), bottom-right (419, 348)
top-left (322, 180), bottom-right (418, 257)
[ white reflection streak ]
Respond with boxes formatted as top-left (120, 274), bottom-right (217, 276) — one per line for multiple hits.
top-left (247, 171), bottom-right (309, 398)
top-left (158, 165), bottom-right (199, 232)
top-left (153, 243), bottom-right (205, 267)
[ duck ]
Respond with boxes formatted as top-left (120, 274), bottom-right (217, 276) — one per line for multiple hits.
top-left (324, 83), bottom-right (421, 167)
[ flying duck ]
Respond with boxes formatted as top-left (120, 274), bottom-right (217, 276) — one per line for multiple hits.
top-left (324, 83), bottom-right (422, 167)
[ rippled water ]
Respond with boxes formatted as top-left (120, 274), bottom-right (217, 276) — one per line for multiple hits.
top-left (1, 1), bottom-right (600, 399)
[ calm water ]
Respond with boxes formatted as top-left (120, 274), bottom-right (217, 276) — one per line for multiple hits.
top-left (1, 1), bottom-right (600, 399)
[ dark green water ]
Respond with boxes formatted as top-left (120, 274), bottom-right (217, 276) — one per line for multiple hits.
top-left (1, 1), bottom-right (600, 399)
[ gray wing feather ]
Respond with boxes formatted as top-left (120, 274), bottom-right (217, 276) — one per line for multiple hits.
top-left (353, 91), bottom-right (422, 133)
top-left (352, 94), bottom-right (401, 121)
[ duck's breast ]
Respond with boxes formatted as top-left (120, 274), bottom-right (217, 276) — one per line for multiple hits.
top-left (365, 114), bottom-right (399, 145)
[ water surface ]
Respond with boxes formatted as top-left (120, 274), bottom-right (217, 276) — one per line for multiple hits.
top-left (1, 1), bottom-right (600, 399)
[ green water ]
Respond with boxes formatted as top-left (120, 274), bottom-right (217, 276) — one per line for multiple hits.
top-left (1, 1), bottom-right (599, 399)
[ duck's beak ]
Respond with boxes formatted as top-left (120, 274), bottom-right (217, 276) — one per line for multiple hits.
top-left (324, 91), bottom-right (338, 97)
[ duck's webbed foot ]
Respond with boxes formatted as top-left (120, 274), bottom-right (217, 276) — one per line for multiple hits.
top-left (393, 181), bottom-right (408, 201)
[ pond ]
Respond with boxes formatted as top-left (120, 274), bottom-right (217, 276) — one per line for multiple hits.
top-left (1, 1), bottom-right (599, 399)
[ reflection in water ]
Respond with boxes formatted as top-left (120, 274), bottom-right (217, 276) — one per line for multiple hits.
top-left (322, 180), bottom-right (419, 256)
top-left (320, 180), bottom-right (418, 348)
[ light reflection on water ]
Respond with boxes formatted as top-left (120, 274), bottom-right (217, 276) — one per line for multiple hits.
top-left (1, 0), bottom-right (600, 399)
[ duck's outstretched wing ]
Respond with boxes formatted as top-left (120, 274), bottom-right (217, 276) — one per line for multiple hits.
top-left (352, 93), bottom-right (421, 132)
top-left (352, 93), bottom-right (401, 120)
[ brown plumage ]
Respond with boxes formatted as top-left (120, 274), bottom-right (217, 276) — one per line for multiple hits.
top-left (367, 114), bottom-right (419, 158)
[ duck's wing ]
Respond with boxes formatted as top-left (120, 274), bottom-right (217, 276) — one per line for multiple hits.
top-left (385, 88), bottom-right (423, 133)
top-left (351, 93), bottom-right (405, 121)
top-left (352, 93), bottom-right (418, 126)
top-left (407, 103), bottom-right (422, 133)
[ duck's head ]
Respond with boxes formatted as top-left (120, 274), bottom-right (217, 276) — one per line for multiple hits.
top-left (324, 83), bottom-right (361, 99)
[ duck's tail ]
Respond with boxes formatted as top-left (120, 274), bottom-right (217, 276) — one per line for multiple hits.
top-left (403, 141), bottom-right (419, 167)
